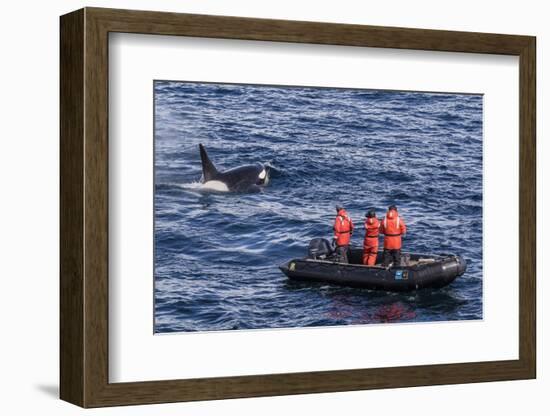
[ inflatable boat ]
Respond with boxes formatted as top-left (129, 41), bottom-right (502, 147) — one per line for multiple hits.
top-left (279, 238), bottom-right (467, 292)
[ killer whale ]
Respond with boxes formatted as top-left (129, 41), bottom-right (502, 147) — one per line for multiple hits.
top-left (199, 144), bottom-right (269, 192)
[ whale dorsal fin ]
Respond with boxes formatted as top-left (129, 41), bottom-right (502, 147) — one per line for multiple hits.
top-left (199, 144), bottom-right (219, 181)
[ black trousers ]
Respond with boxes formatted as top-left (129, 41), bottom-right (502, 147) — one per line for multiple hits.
top-left (335, 245), bottom-right (349, 263)
top-left (383, 249), bottom-right (401, 267)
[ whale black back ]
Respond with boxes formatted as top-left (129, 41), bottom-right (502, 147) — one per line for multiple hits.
top-left (198, 143), bottom-right (268, 192)
top-left (199, 144), bottom-right (219, 181)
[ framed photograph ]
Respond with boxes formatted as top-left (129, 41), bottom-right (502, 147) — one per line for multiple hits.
top-left (60, 7), bottom-right (536, 407)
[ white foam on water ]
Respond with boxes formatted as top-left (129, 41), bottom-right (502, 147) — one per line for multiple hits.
top-left (177, 181), bottom-right (203, 190)
top-left (260, 169), bottom-right (270, 186)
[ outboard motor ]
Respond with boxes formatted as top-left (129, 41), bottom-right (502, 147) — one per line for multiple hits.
top-left (308, 238), bottom-right (333, 260)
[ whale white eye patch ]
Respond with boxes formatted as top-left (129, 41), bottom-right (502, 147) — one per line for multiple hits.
top-left (259, 169), bottom-right (267, 180)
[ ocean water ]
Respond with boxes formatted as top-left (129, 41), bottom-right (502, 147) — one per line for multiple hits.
top-left (154, 81), bottom-right (483, 333)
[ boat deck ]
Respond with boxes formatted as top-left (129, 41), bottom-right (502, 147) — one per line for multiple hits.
top-left (318, 248), bottom-right (442, 268)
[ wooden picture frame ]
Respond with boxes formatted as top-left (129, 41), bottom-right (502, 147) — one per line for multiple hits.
top-left (60, 7), bottom-right (536, 408)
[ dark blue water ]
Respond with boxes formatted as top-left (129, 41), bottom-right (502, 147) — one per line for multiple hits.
top-left (154, 81), bottom-right (483, 333)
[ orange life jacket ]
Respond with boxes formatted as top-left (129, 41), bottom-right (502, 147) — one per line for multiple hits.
top-left (363, 217), bottom-right (380, 248)
top-left (333, 209), bottom-right (354, 246)
top-left (380, 209), bottom-right (407, 250)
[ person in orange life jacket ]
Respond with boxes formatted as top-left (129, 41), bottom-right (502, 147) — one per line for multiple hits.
top-left (333, 205), bottom-right (354, 263)
top-left (379, 205), bottom-right (407, 267)
top-left (362, 208), bottom-right (380, 266)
